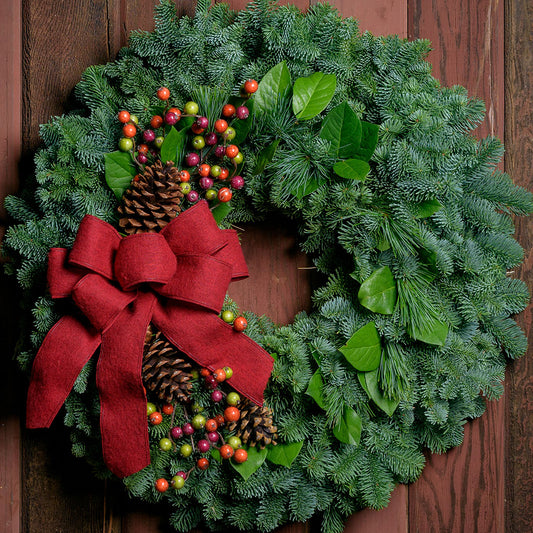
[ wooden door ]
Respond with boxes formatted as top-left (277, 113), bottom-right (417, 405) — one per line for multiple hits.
top-left (1, 1), bottom-right (532, 531)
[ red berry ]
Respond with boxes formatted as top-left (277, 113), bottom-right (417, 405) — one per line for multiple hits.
top-left (205, 418), bottom-right (218, 432)
top-left (150, 115), bottom-right (163, 128)
top-left (231, 175), bottom-right (245, 190)
top-left (179, 170), bottom-right (190, 182)
top-left (118, 110), bottom-right (131, 123)
top-left (162, 404), bottom-right (174, 415)
top-left (182, 423), bottom-right (194, 435)
top-left (191, 122), bottom-right (205, 134)
top-left (196, 116), bottom-right (209, 129)
top-left (187, 190), bottom-right (199, 203)
top-left (222, 104), bottom-right (236, 118)
top-left (214, 119), bottom-right (228, 133)
top-left (225, 145), bottom-right (239, 158)
top-left (214, 145), bottom-right (226, 158)
top-left (244, 79), bottom-right (258, 94)
top-left (155, 478), bottom-right (169, 492)
top-left (198, 439), bottom-right (211, 453)
top-left (211, 390), bottom-right (223, 403)
top-left (165, 112), bottom-right (179, 125)
top-left (123, 123), bottom-right (137, 138)
top-left (234, 448), bottom-right (248, 463)
top-left (199, 164), bottom-right (211, 177)
top-left (197, 457), bottom-right (210, 470)
top-left (207, 431), bottom-right (219, 443)
top-left (236, 106), bottom-right (249, 120)
top-left (171, 426), bottom-right (183, 439)
top-left (138, 144), bottom-right (149, 154)
top-left (215, 413), bottom-right (225, 426)
top-left (213, 368), bottom-right (226, 383)
top-left (175, 470), bottom-right (188, 480)
top-left (205, 132), bottom-right (218, 146)
top-left (157, 87), bottom-right (170, 100)
top-left (143, 129), bottom-right (155, 142)
top-left (199, 177), bottom-right (213, 190)
top-left (233, 316), bottom-right (248, 332)
top-left (168, 107), bottom-right (181, 119)
top-left (220, 444), bottom-right (235, 459)
top-left (224, 406), bottom-right (240, 422)
top-left (185, 153), bottom-right (200, 167)
top-left (149, 412), bottom-right (163, 425)
top-left (200, 367), bottom-right (211, 377)
top-left (219, 168), bottom-right (229, 180)
top-left (218, 187), bottom-right (232, 203)
top-left (137, 153), bottom-right (148, 164)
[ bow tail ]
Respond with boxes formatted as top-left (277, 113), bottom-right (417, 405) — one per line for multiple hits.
top-left (152, 301), bottom-right (274, 406)
top-left (97, 291), bottom-right (156, 478)
top-left (27, 315), bottom-right (101, 428)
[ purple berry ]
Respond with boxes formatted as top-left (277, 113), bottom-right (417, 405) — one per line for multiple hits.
top-left (199, 177), bottom-right (213, 190)
top-left (205, 132), bottom-right (218, 146)
top-left (187, 190), bottom-right (199, 203)
top-left (185, 152), bottom-right (200, 167)
top-left (205, 375), bottom-right (218, 389)
top-left (231, 175), bottom-right (245, 189)
top-left (176, 470), bottom-right (188, 480)
top-left (214, 145), bottom-right (226, 158)
top-left (137, 153), bottom-right (148, 164)
top-left (196, 116), bottom-right (209, 129)
top-left (198, 439), bottom-right (211, 453)
top-left (143, 129), bottom-right (155, 142)
top-left (182, 423), bottom-right (194, 436)
top-left (236, 106), bottom-right (249, 120)
top-left (165, 112), bottom-right (178, 125)
top-left (211, 390), bottom-right (223, 402)
top-left (171, 426), bottom-right (183, 439)
top-left (207, 431), bottom-right (219, 443)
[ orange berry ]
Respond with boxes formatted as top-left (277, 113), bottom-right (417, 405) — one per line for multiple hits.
top-left (199, 164), bottom-right (211, 177)
top-left (150, 115), bottom-right (163, 128)
top-left (162, 404), bottom-right (174, 415)
top-left (197, 458), bottom-right (210, 470)
top-left (205, 418), bottom-right (218, 432)
top-left (137, 144), bottom-right (149, 154)
top-left (200, 368), bottom-right (211, 377)
top-left (214, 119), bottom-right (228, 133)
top-left (215, 413), bottom-right (225, 426)
top-left (157, 87), bottom-right (170, 100)
top-left (233, 316), bottom-right (248, 332)
top-left (243, 79), bottom-right (258, 94)
top-left (155, 478), bottom-right (169, 492)
top-left (168, 108), bottom-right (182, 120)
top-left (179, 169), bottom-right (190, 182)
top-left (118, 110), bottom-right (130, 123)
top-left (224, 406), bottom-right (240, 423)
top-left (234, 448), bottom-right (248, 463)
top-left (218, 187), bottom-right (232, 203)
top-left (191, 123), bottom-right (205, 134)
top-left (213, 368), bottom-right (226, 383)
top-left (149, 411), bottom-right (163, 425)
top-left (219, 444), bottom-right (234, 459)
top-left (225, 145), bottom-right (239, 159)
top-left (123, 123), bottom-right (137, 138)
top-left (219, 168), bottom-right (229, 180)
top-left (222, 104), bottom-right (236, 117)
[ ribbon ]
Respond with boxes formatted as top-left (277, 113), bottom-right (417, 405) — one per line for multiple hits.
top-left (26, 201), bottom-right (274, 478)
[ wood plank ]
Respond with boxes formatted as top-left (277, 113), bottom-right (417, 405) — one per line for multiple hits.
top-left (503, 0), bottom-right (533, 531)
top-left (408, 1), bottom-right (506, 532)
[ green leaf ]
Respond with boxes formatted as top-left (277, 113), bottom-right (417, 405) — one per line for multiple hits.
top-left (254, 61), bottom-right (292, 115)
top-left (232, 100), bottom-right (254, 145)
top-left (252, 139), bottom-right (280, 175)
top-left (176, 115), bottom-right (195, 131)
top-left (305, 370), bottom-right (325, 409)
top-left (333, 159), bottom-right (370, 181)
top-left (292, 72), bottom-right (336, 120)
top-left (230, 446), bottom-right (268, 481)
top-left (319, 102), bottom-right (362, 159)
top-left (266, 441), bottom-right (304, 468)
top-left (352, 121), bottom-right (379, 162)
top-left (104, 151), bottom-right (136, 199)
top-left (358, 266), bottom-right (397, 314)
top-left (339, 322), bottom-right (381, 371)
top-left (357, 372), bottom-right (370, 394)
top-left (211, 202), bottom-right (232, 224)
top-left (333, 406), bottom-right (362, 445)
top-left (289, 175), bottom-right (324, 199)
top-left (211, 448), bottom-right (222, 462)
top-left (409, 317), bottom-right (449, 346)
top-left (160, 126), bottom-right (186, 165)
top-left (363, 369), bottom-right (400, 417)
top-left (414, 199), bottom-right (442, 219)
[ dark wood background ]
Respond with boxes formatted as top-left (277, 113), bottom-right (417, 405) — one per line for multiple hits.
top-left (1, 0), bottom-right (531, 531)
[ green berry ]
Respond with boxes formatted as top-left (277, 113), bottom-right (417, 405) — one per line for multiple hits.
top-left (232, 152), bottom-right (244, 165)
top-left (129, 114), bottom-right (139, 125)
top-left (226, 392), bottom-right (240, 406)
top-left (146, 402), bottom-right (157, 416)
top-left (184, 101), bottom-right (199, 115)
top-left (154, 136), bottom-right (164, 148)
top-left (191, 369), bottom-right (199, 379)
top-left (224, 366), bottom-right (233, 379)
top-left (205, 188), bottom-right (217, 201)
top-left (210, 165), bottom-right (222, 177)
top-left (192, 402), bottom-right (204, 413)
top-left (192, 135), bottom-right (205, 149)
top-left (180, 182), bottom-right (192, 194)
top-left (159, 438), bottom-right (173, 451)
top-left (224, 127), bottom-right (236, 141)
top-left (118, 137), bottom-right (133, 152)
top-left (228, 436), bottom-right (242, 449)
top-left (180, 443), bottom-right (193, 457)
top-left (222, 310), bottom-right (235, 323)
top-left (192, 414), bottom-right (206, 430)
top-left (171, 475), bottom-right (185, 489)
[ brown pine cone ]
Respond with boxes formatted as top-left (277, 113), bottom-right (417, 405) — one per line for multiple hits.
top-left (118, 160), bottom-right (184, 235)
top-left (227, 398), bottom-right (278, 448)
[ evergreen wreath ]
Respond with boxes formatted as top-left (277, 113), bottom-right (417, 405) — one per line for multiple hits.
top-left (4, 1), bottom-right (533, 532)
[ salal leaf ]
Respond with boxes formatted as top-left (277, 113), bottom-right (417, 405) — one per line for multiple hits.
top-left (160, 126), bottom-right (186, 165)
top-left (339, 322), bottom-right (381, 371)
top-left (319, 102), bottom-right (362, 159)
top-left (266, 441), bottom-right (304, 468)
top-left (358, 266), bottom-right (397, 314)
top-left (104, 151), bottom-right (136, 199)
top-left (230, 446), bottom-right (268, 481)
top-left (252, 139), bottom-right (280, 175)
top-left (176, 115), bottom-right (194, 131)
top-left (333, 406), bottom-right (362, 445)
top-left (353, 120), bottom-right (379, 161)
top-left (232, 100), bottom-right (254, 145)
top-left (211, 202), bottom-right (232, 224)
top-left (409, 318), bottom-right (449, 346)
top-left (305, 370), bottom-right (325, 409)
top-left (292, 72), bottom-right (336, 120)
top-left (414, 199), bottom-right (442, 219)
top-left (333, 159), bottom-right (370, 181)
top-left (254, 61), bottom-right (292, 116)
top-left (361, 369), bottom-right (400, 417)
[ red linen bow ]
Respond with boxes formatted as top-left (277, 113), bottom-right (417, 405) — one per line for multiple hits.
top-left (26, 201), bottom-right (274, 478)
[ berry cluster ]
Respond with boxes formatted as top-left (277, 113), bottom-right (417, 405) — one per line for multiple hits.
top-left (116, 79), bottom-right (258, 209)
top-left (150, 365), bottom-right (249, 494)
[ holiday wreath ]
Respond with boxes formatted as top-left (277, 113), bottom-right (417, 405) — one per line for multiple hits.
top-left (3, 1), bottom-right (533, 532)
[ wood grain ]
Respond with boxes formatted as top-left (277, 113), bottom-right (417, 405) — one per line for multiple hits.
top-left (504, 0), bottom-right (533, 531)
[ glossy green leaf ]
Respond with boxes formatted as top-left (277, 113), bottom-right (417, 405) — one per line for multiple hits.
top-left (414, 199), bottom-right (442, 219)
top-left (176, 115), bottom-right (194, 131)
top-left (339, 322), bottom-right (381, 371)
top-left (230, 446), bottom-right (268, 481)
top-left (211, 202), bottom-right (232, 224)
top-left (363, 369), bottom-right (400, 416)
top-left (358, 266), bottom-right (397, 314)
top-left (252, 139), bottom-right (280, 175)
top-left (352, 120), bottom-right (379, 161)
top-left (333, 158), bottom-right (370, 181)
top-left (357, 372), bottom-right (370, 394)
top-left (409, 317), bottom-right (449, 346)
top-left (232, 100), bottom-right (254, 145)
top-left (333, 406), bottom-right (362, 445)
top-left (305, 370), bottom-right (325, 409)
top-left (319, 102), bottom-right (362, 159)
top-left (160, 126), bottom-right (186, 165)
top-left (266, 441), bottom-right (304, 468)
top-left (289, 175), bottom-right (325, 199)
top-left (292, 72), bottom-right (336, 120)
top-left (104, 151), bottom-right (136, 199)
top-left (254, 61), bottom-right (292, 116)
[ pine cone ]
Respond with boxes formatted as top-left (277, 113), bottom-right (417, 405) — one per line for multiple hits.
top-left (142, 327), bottom-right (193, 403)
top-left (118, 160), bottom-right (184, 235)
top-left (227, 398), bottom-right (278, 448)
